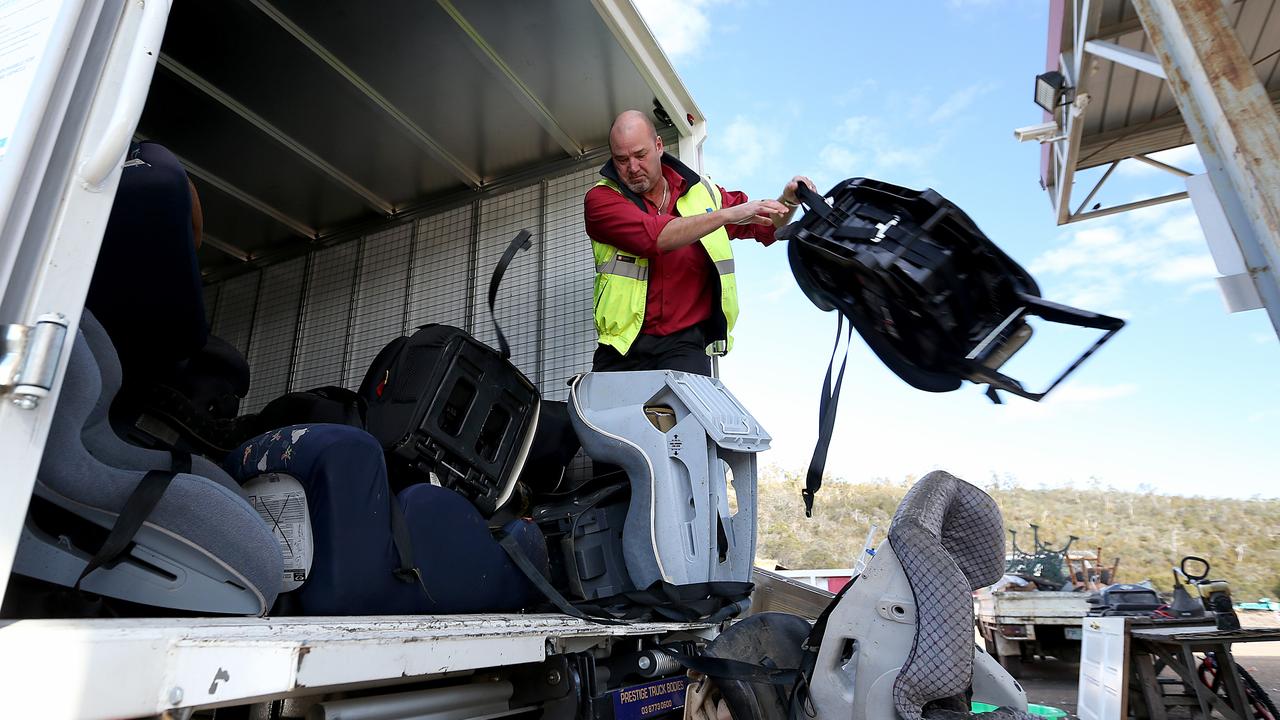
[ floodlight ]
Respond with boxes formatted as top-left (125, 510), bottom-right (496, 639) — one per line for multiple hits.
top-left (1034, 71), bottom-right (1069, 113)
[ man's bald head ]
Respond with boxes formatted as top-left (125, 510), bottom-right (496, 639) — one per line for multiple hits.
top-left (609, 110), bottom-right (657, 148)
top-left (609, 110), bottom-right (664, 195)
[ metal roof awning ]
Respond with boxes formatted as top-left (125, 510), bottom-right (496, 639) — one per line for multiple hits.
top-left (1036, 0), bottom-right (1280, 336)
top-left (1039, 0), bottom-right (1280, 225)
top-left (137, 0), bottom-right (704, 275)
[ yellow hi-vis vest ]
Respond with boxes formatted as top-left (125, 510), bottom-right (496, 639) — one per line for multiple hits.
top-left (592, 176), bottom-right (739, 357)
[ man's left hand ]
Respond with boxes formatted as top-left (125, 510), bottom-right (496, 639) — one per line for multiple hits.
top-left (782, 176), bottom-right (818, 206)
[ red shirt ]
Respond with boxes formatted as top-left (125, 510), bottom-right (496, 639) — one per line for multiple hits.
top-left (584, 163), bottom-right (777, 336)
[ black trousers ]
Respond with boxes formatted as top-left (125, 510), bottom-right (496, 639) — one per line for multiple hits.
top-left (590, 325), bottom-right (713, 376)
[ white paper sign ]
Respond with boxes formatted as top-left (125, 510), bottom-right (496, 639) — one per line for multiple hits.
top-left (245, 473), bottom-right (314, 592)
top-left (0, 0), bottom-right (62, 163)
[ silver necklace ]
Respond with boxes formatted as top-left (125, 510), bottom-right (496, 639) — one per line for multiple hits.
top-left (656, 179), bottom-right (669, 214)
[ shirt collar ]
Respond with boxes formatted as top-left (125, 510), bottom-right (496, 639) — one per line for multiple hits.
top-left (598, 151), bottom-right (702, 212)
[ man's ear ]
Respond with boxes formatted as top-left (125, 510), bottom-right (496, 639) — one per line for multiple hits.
top-left (654, 135), bottom-right (664, 154)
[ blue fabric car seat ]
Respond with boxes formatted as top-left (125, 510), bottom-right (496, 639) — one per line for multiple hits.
top-left (225, 424), bottom-right (548, 615)
top-left (14, 312), bottom-right (281, 615)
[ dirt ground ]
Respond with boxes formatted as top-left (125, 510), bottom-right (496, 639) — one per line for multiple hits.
top-left (1014, 612), bottom-right (1280, 718)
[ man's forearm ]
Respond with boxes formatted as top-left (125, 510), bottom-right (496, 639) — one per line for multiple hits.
top-left (654, 210), bottom-right (731, 253)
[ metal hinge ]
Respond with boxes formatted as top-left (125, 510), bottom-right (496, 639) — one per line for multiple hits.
top-left (1, 314), bottom-right (70, 410)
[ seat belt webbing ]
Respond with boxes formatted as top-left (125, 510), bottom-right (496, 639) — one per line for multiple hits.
top-left (74, 450), bottom-right (193, 590)
top-left (802, 315), bottom-right (853, 517)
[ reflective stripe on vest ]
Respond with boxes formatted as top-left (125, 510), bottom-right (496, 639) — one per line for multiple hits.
top-left (591, 174), bottom-right (739, 357)
top-left (596, 254), bottom-right (649, 281)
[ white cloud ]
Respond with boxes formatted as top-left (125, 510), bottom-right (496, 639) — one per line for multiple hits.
top-left (1028, 203), bottom-right (1216, 312)
top-left (928, 83), bottom-right (996, 124)
top-left (832, 80), bottom-right (881, 107)
top-left (817, 114), bottom-right (945, 187)
top-left (1056, 275), bottom-right (1129, 309)
top-left (632, 0), bottom-right (732, 59)
top-left (1052, 383), bottom-right (1140, 403)
top-left (1253, 331), bottom-right (1277, 345)
top-left (1248, 409), bottom-right (1280, 423)
top-left (818, 144), bottom-right (860, 173)
top-left (1150, 255), bottom-right (1216, 283)
top-left (705, 116), bottom-right (781, 181)
top-left (1004, 382), bottom-right (1139, 421)
top-left (1183, 280), bottom-right (1218, 296)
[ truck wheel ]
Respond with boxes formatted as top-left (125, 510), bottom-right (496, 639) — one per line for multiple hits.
top-left (999, 653), bottom-right (1022, 677)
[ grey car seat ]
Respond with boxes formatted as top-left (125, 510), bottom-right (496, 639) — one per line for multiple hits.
top-left (567, 370), bottom-right (768, 591)
top-left (808, 470), bottom-right (1027, 719)
top-left (14, 312), bottom-right (281, 615)
top-left (692, 471), bottom-right (1029, 719)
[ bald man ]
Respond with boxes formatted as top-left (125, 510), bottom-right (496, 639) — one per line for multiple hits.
top-left (584, 110), bottom-right (814, 375)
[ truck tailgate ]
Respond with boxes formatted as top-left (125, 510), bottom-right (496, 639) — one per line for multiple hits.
top-left (978, 591), bottom-right (1089, 624)
top-left (0, 613), bottom-right (711, 719)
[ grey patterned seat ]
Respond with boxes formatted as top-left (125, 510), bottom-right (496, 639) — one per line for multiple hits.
top-left (13, 312), bottom-right (281, 615)
top-left (808, 471), bottom-right (1031, 719)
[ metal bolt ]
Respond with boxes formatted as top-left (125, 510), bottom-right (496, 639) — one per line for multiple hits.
top-left (11, 394), bottom-right (39, 410)
top-left (168, 686), bottom-right (184, 705)
top-left (637, 655), bottom-right (653, 671)
top-left (545, 669), bottom-right (563, 686)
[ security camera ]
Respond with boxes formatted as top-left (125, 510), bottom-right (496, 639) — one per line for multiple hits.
top-left (1013, 121), bottom-right (1064, 143)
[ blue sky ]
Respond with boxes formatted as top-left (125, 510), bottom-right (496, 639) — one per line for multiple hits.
top-left (634, 0), bottom-right (1280, 499)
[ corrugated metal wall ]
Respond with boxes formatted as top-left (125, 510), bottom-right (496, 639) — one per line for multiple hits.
top-left (204, 163), bottom-right (601, 412)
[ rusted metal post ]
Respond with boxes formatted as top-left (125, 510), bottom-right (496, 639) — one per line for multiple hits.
top-left (1131, 0), bottom-right (1280, 338)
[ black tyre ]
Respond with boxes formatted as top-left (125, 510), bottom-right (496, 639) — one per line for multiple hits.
top-left (1199, 652), bottom-right (1279, 720)
top-left (1238, 663), bottom-right (1278, 720)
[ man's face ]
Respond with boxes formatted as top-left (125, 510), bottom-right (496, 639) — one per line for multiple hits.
top-left (611, 131), bottom-right (664, 195)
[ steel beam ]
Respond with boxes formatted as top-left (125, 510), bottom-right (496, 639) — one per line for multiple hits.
top-left (1091, 16), bottom-right (1144, 44)
top-left (1132, 0), bottom-right (1280, 337)
top-left (1073, 161), bottom-right (1118, 217)
top-left (245, 0), bottom-right (483, 188)
top-left (201, 233), bottom-right (252, 262)
top-left (590, 0), bottom-right (704, 143)
top-left (158, 54), bottom-right (395, 215)
top-left (1076, 91), bottom-right (1280, 169)
top-left (1083, 39), bottom-right (1166, 79)
top-left (1131, 153), bottom-right (1193, 177)
top-left (135, 134), bottom-right (316, 239)
top-left (1069, 191), bottom-right (1189, 223)
top-left (435, 0), bottom-right (583, 159)
top-left (1054, 0), bottom-right (1105, 225)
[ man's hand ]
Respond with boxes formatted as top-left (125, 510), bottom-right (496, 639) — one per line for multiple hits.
top-left (781, 175), bottom-right (818, 206)
top-left (725, 198), bottom-right (790, 226)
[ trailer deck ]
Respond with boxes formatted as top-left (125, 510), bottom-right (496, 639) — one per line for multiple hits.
top-left (0, 613), bottom-right (712, 718)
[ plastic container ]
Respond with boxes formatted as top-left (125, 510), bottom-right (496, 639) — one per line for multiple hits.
top-left (971, 702), bottom-right (1068, 718)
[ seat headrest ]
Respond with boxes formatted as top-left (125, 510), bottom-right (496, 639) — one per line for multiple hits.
top-left (891, 471), bottom-right (1006, 591)
top-left (887, 471), bottom-right (1006, 720)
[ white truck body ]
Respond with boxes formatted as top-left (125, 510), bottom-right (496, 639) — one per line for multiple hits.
top-left (0, 2), bottom-right (727, 718)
